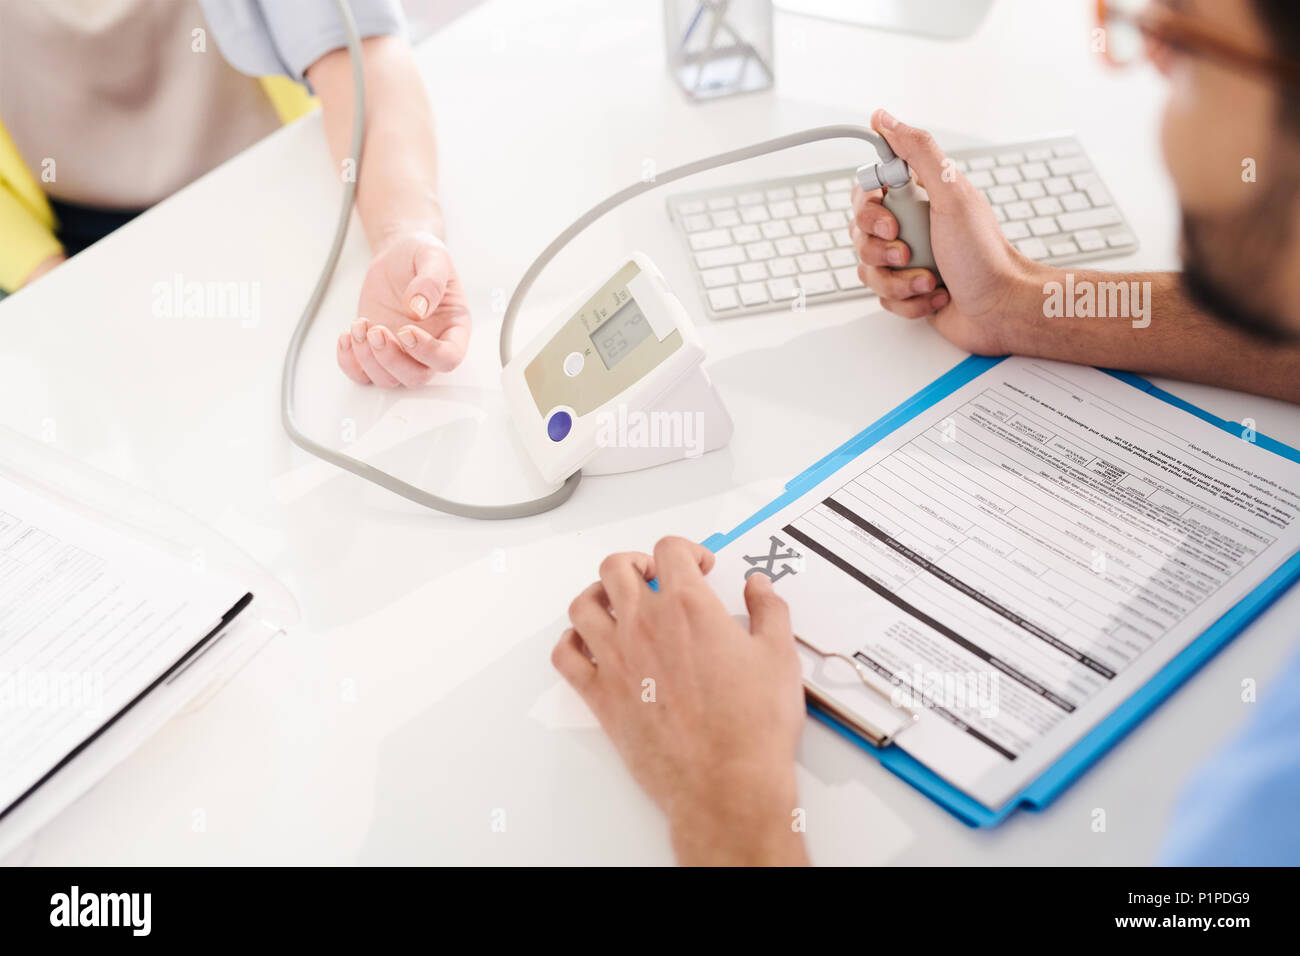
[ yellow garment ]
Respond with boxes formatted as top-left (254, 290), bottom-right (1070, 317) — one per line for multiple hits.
top-left (0, 77), bottom-right (318, 293)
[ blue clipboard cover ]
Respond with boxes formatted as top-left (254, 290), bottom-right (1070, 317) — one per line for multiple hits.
top-left (703, 356), bottom-right (1300, 826)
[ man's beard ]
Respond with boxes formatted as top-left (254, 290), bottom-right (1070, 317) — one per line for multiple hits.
top-left (1178, 166), bottom-right (1300, 344)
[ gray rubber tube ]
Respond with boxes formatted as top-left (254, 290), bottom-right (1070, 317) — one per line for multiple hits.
top-left (282, 4), bottom-right (903, 518)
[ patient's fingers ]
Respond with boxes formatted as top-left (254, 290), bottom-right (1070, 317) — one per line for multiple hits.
top-left (366, 326), bottom-right (437, 388)
top-left (337, 333), bottom-right (372, 385)
top-left (396, 324), bottom-right (469, 373)
top-left (350, 320), bottom-right (401, 388)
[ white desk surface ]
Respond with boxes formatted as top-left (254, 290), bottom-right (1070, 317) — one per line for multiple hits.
top-left (4, 0), bottom-right (1298, 865)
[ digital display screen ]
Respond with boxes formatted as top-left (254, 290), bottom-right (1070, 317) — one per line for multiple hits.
top-left (590, 296), bottom-right (652, 369)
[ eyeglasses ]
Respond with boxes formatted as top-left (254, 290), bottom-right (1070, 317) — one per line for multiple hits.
top-left (1096, 0), bottom-right (1300, 86)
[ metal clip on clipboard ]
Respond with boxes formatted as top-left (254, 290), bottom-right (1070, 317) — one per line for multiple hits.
top-left (795, 635), bottom-right (920, 748)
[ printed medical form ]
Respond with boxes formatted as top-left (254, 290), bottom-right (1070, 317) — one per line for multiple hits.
top-left (709, 358), bottom-right (1300, 808)
top-left (0, 476), bottom-right (248, 817)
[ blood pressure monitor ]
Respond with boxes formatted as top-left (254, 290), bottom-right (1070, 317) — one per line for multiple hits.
top-left (502, 252), bottom-right (732, 484)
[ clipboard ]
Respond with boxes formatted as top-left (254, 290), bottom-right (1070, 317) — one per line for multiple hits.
top-left (0, 426), bottom-right (298, 858)
top-left (702, 356), bottom-right (1300, 827)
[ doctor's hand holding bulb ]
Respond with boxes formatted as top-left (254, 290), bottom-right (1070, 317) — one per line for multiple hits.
top-left (851, 109), bottom-right (1035, 357)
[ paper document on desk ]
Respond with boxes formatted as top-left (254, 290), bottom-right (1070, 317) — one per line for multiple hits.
top-left (708, 357), bottom-right (1300, 809)
top-left (0, 475), bottom-right (250, 818)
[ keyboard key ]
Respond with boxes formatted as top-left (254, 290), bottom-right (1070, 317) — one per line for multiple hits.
top-left (1061, 192), bottom-right (1090, 212)
top-left (993, 205), bottom-right (1007, 222)
top-left (745, 240), bottom-right (776, 260)
top-left (804, 232), bottom-right (834, 252)
top-left (1005, 201), bottom-right (1034, 220)
top-left (769, 199), bottom-right (798, 218)
top-left (767, 276), bottom-right (799, 300)
top-left (1020, 161), bottom-right (1049, 180)
top-left (834, 266), bottom-right (862, 290)
top-left (799, 271), bottom-right (836, 295)
top-left (1029, 216), bottom-right (1060, 236)
top-left (738, 282), bottom-right (768, 305)
top-left (731, 224), bottom-right (762, 244)
top-left (833, 228), bottom-right (854, 247)
top-left (1086, 183), bottom-right (1112, 206)
top-left (1074, 229), bottom-right (1105, 251)
top-left (997, 151), bottom-right (1024, 166)
top-left (1045, 176), bottom-right (1073, 195)
top-left (796, 182), bottom-right (824, 196)
top-left (741, 205), bottom-right (770, 224)
top-left (701, 266), bottom-right (737, 288)
top-left (824, 177), bottom-right (853, 192)
top-left (766, 186), bottom-right (794, 200)
top-left (1053, 141), bottom-right (1082, 157)
top-left (683, 213), bottom-right (711, 232)
top-left (1032, 196), bottom-right (1064, 216)
top-left (1057, 207), bottom-right (1122, 231)
top-left (1048, 156), bottom-right (1090, 176)
top-left (707, 195), bottom-right (736, 210)
top-left (708, 286), bottom-right (739, 310)
top-left (827, 247), bottom-right (857, 267)
top-left (1049, 240), bottom-right (1079, 257)
top-left (818, 211), bottom-right (847, 230)
top-left (738, 262), bottom-right (768, 281)
top-left (768, 256), bottom-right (797, 277)
top-left (1003, 221), bottom-right (1030, 240)
top-left (737, 191), bottom-right (764, 205)
top-left (969, 156), bottom-right (996, 170)
top-left (796, 196), bottom-right (827, 215)
top-left (1016, 237), bottom-right (1049, 258)
top-left (690, 229), bottom-right (731, 251)
top-left (1026, 147), bottom-right (1053, 161)
top-left (993, 167), bottom-right (1023, 185)
top-left (967, 170), bottom-right (995, 188)
top-left (711, 209), bottom-right (741, 228)
top-left (677, 200), bottom-right (705, 215)
top-left (1072, 172), bottom-right (1100, 190)
top-left (988, 185), bottom-right (1018, 204)
top-left (1015, 181), bottom-right (1046, 200)
top-left (825, 192), bottom-right (852, 210)
top-left (796, 252), bottom-right (828, 272)
top-left (760, 219), bottom-right (791, 239)
top-left (1108, 231), bottom-right (1137, 247)
top-left (776, 236), bottom-right (806, 256)
top-left (790, 216), bottom-right (818, 235)
top-left (695, 246), bottom-right (745, 268)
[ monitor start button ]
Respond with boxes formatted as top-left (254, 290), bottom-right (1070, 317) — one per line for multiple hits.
top-left (546, 410), bottom-right (573, 442)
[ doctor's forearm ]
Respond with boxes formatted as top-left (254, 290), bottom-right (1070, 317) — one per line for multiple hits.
top-left (308, 36), bottom-right (444, 252)
top-left (1004, 267), bottom-right (1300, 405)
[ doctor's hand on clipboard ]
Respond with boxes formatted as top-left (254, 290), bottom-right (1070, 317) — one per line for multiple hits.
top-left (553, 536), bottom-right (810, 867)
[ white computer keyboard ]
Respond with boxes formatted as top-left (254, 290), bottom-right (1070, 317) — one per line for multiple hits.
top-left (666, 134), bottom-right (1139, 319)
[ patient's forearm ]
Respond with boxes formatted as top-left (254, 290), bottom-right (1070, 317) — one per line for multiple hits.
top-left (308, 36), bottom-right (443, 252)
top-left (1007, 268), bottom-right (1300, 405)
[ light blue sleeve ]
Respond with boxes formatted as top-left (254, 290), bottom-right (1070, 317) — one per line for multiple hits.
top-left (198, 0), bottom-right (407, 82)
top-left (1160, 646), bottom-right (1300, 865)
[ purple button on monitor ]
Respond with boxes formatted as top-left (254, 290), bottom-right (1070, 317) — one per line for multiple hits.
top-left (546, 410), bottom-right (572, 442)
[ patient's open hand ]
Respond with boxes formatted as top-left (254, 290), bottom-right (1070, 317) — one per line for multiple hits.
top-left (554, 536), bottom-right (809, 866)
top-left (337, 232), bottom-right (471, 387)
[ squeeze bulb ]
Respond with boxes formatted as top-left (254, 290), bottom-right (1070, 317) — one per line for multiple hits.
top-left (856, 161), bottom-right (942, 286)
